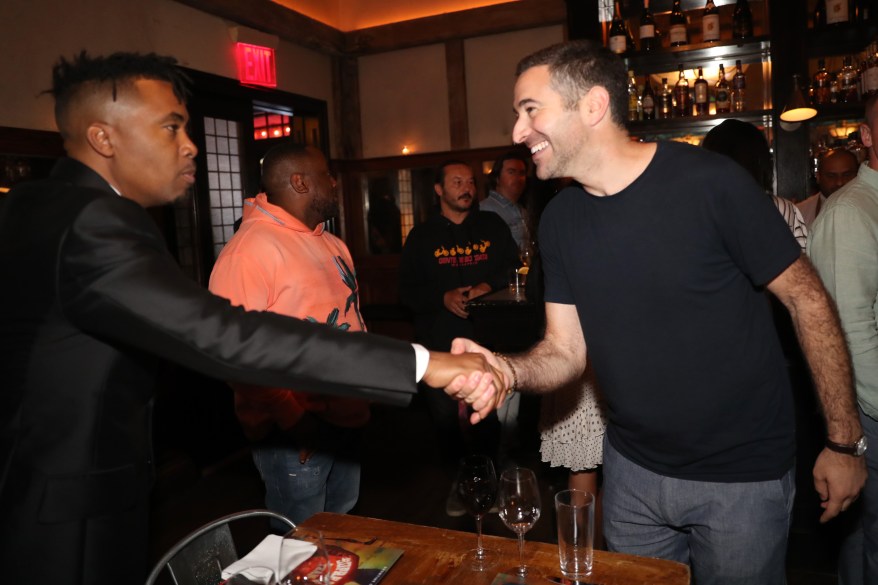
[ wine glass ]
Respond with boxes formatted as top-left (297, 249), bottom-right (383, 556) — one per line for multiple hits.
top-left (457, 454), bottom-right (499, 571)
top-left (497, 466), bottom-right (541, 577)
top-left (278, 528), bottom-right (331, 584)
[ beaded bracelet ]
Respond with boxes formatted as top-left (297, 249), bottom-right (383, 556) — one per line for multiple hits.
top-left (493, 352), bottom-right (518, 395)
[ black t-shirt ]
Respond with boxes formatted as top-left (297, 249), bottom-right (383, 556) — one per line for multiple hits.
top-left (399, 210), bottom-right (518, 350)
top-left (539, 141), bottom-right (801, 482)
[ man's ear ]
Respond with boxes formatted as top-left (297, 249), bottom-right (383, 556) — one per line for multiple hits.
top-left (861, 123), bottom-right (873, 149)
top-left (580, 86), bottom-right (611, 126)
top-left (86, 124), bottom-right (114, 158)
top-left (434, 183), bottom-right (443, 198)
top-left (290, 172), bottom-right (308, 194)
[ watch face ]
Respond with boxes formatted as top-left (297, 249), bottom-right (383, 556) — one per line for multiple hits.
top-left (856, 436), bottom-right (868, 456)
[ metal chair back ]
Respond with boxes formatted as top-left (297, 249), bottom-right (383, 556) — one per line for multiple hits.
top-left (145, 509), bottom-right (296, 585)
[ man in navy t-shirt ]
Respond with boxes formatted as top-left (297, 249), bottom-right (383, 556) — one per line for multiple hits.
top-left (455, 40), bottom-right (867, 585)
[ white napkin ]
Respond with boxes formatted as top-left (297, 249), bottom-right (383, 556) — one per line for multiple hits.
top-left (221, 534), bottom-right (317, 579)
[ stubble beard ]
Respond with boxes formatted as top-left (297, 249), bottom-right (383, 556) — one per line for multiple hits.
top-left (312, 196), bottom-right (339, 222)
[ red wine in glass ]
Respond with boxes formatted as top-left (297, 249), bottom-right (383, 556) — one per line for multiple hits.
top-left (457, 455), bottom-right (499, 570)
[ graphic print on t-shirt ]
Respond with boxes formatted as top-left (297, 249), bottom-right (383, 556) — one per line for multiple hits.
top-left (433, 239), bottom-right (493, 267)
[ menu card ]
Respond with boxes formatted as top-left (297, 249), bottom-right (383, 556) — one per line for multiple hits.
top-left (285, 541), bottom-right (403, 585)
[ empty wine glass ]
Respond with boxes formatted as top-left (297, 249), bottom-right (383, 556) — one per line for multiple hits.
top-left (497, 466), bottom-right (541, 577)
top-left (457, 454), bottom-right (499, 571)
top-left (278, 528), bottom-right (331, 584)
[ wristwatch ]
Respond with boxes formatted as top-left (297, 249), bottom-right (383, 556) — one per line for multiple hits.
top-left (826, 435), bottom-right (868, 457)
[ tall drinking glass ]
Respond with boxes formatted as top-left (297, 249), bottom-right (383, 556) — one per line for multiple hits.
top-left (457, 454), bottom-right (499, 570)
top-left (497, 467), bottom-right (541, 577)
top-left (555, 489), bottom-right (595, 580)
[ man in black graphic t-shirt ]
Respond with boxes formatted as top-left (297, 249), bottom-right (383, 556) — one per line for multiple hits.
top-left (400, 160), bottom-right (517, 514)
top-left (400, 161), bottom-right (518, 352)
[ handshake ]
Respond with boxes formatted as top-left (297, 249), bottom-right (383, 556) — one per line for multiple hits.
top-left (423, 338), bottom-right (513, 425)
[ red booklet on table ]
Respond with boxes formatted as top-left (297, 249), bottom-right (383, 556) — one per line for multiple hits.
top-left (287, 541), bottom-right (403, 585)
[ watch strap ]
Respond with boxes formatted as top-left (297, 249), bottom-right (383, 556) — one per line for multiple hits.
top-left (826, 436), bottom-right (866, 456)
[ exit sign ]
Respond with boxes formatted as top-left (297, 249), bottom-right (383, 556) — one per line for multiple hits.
top-left (236, 43), bottom-right (277, 87)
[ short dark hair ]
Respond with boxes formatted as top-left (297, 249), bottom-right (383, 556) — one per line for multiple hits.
top-left (817, 147), bottom-right (858, 171)
top-left (435, 160), bottom-right (470, 186)
top-left (515, 40), bottom-right (628, 128)
top-left (488, 150), bottom-right (528, 191)
top-left (701, 119), bottom-right (773, 194)
top-left (50, 51), bottom-right (190, 138)
top-left (261, 142), bottom-right (312, 200)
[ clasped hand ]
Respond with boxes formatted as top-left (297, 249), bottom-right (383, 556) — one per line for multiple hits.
top-left (423, 348), bottom-right (508, 424)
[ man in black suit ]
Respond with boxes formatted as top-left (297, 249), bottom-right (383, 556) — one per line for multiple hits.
top-left (0, 52), bottom-right (503, 584)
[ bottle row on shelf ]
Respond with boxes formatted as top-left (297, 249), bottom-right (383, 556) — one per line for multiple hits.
top-left (809, 42), bottom-right (878, 106)
top-left (608, 0), bottom-right (754, 56)
top-left (627, 60), bottom-right (748, 122)
top-left (812, 0), bottom-right (876, 29)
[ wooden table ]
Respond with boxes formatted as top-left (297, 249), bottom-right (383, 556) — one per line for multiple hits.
top-left (300, 513), bottom-right (689, 585)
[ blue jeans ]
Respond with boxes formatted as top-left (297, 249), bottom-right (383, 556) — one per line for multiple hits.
top-left (603, 439), bottom-right (794, 585)
top-left (838, 408), bottom-right (878, 585)
top-left (252, 425), bottom-right (361, 527)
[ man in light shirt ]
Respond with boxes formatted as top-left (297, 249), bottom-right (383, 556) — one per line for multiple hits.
top-left (798, 148), bottom-right (859, 227)
top-left (808, 96), bottom-right (878, 585)
top-left (480, 151), bottom-right (530, 250)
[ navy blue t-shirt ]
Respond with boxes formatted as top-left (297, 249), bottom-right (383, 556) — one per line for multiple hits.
top-left (539, 141), bottom-right (801, 482)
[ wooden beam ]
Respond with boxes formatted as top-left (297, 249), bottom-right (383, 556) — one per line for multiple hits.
top-left (333, 55), bottom-right (363, 160)
top-left (446, 40), bottom-right (470, 151)
top-left (174, 0), bottom-right (345, 55)
top-left (177, 0), bottom-right (566, 57)
top-left (345, 0), bottom-right (567, 55)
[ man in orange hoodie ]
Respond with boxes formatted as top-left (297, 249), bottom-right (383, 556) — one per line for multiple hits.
top-left (210, 143), bottom-right (368, 525)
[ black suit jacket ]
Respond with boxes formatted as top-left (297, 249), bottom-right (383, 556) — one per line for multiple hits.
top-left (0, 159), bottom-right (416, 584)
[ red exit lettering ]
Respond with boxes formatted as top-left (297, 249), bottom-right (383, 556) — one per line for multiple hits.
top-left (235, 43), bottom-right (277, 87)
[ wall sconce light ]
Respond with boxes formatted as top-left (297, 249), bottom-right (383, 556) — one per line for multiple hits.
top-left (402, 146), bottom-right (411, 155)
top-left (780, 75), bottom-right (817, 123)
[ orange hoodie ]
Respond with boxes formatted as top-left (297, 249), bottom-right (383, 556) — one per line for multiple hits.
top-left (209, 193), bottom-right (369, 440)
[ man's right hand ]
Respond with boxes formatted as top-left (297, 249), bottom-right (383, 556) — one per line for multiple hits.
top-left (423, 350), bottom-right (506, 424)
top-left (444, 286), bottom-right (473, 318)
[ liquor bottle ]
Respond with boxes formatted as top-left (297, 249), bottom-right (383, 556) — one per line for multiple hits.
top-left (733, 0), bottom-right (754, 39)
top-left (658, 77), bottom-right (673, 119)
top-left (669, 0), bottom-right (689, 47)
top-left (838, 55), bottom-right (860, 103)
top-left (814, 0), bottom-right (827, 28)
top-left (703, 0), bottom-right (721, 43)
top-left (609, 1), bottom-right (629, 54)
top-left (640, 0), bottom-right (658, 52)
top-left (641, 77), bottom-right (656, 120)
top-left (715, 64), bottom-right (731, 113)
top-left (694, 66), bottom-right (709, 115)
top-left (628, 70), bottom-right (641, 121)
top-left (732, 60), bottom-right (746, 112)
top-left (674, 65), bottom-right (691, 117)
top-left (813, 58), bottom-right (832, 105)
top-left (826, 0), bottom-right (850, 25)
